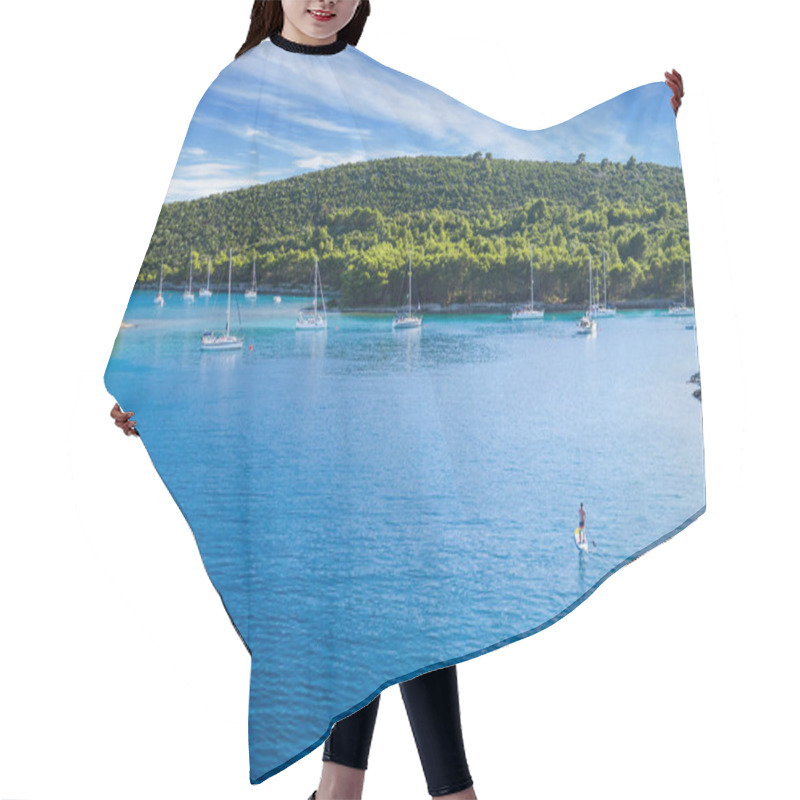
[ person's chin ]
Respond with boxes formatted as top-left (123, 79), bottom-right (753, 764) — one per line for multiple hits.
top-left (298, 21), bottom-right (341, 41)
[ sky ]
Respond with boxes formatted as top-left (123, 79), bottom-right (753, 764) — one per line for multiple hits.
top-left (166, 39), bottom-right (681, 203)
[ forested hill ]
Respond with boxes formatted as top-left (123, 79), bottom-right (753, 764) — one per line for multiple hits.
top-left (141, 152), bottom-right (691, 307)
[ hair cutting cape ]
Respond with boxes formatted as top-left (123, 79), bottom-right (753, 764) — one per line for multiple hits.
top-left (104, 32), bottom-right (705, 784)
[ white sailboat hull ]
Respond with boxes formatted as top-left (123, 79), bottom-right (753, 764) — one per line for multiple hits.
top-left (200, 334), bottom-right (244, 350)
top-left (668, 305), bottom-right (694, 316)
top-left (392, 316), bottom-right (422, 329)
top-left (296, 314), bottom-right (327, 330)
top-left (511, 307), bottom-right (544, 320)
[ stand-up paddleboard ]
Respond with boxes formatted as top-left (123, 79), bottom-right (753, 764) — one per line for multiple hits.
top-left (574, 526), bottom-right (589, 553)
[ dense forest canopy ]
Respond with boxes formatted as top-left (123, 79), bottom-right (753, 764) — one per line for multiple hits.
top-left (141, 153), bottom-right (692, 307)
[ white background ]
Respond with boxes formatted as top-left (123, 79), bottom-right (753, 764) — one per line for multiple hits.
top-left (1, 1), bottom-right (797, 798)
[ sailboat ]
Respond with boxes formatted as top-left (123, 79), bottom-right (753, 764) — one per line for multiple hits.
top-left (511, 243), bottom-right (545, 320)
top-left (199, 256), bottom-right (212, 297)
top-left (245, 256), bottom-right (258, 299)
top-left (296, 254), bottom-right (327, 330)
top-left (200, 249), bottom-right (245, 350)
top-left (668, 259), bottom-right (694, 316)
top-left (153, 263), bottom-right (165, 306)
top-left (393, 246), bottom-right (422, 329)
top-left (576, 255), bottom-right (597, 335)
top-left (183, 248), bottom-right (195, 302)
top-left (593, 250), bottom-right (616, 317)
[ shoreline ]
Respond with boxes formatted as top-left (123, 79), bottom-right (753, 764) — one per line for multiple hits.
top-left (134, 286), bottom-right (685, 314)
top-left (337, 300), bottom-right (677, 313)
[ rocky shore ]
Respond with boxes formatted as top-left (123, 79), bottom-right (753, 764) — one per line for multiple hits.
top-left (689, 371), bottom-right (701, 401)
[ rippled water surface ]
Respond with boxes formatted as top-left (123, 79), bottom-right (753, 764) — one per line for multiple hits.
top-left (106, 291), bottom-right (705, 778)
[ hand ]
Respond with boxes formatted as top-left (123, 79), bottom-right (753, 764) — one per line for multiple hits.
top-left (110, 402), bottom-right (139, 437)
top-left (665, 68), bottom-right (684, 116)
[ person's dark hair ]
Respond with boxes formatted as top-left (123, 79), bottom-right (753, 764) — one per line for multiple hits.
top-left (236, 1), bottom-right (371, 59)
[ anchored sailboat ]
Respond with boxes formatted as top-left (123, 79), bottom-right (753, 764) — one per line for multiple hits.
top-left (199, 256), bottom-right (212, 298)
top-left (668, 259), bottom-right (694, 316)
top-left (183, 248), bottom-right (195, 302)
top-left (577, 255), bottom-right (597, 335)
top-left (153, 263), bottom-right (165, 306)
top-left (200, 249), bottom-right (244, 350)
top-left (593, 250), bottom-right (616, 317)
top-left (393, 246), bottom-right (422, 329)
top-left (245, 255), bottom-right (258, 299)
top-left (296, 254), bottom-right (327, 330)
top-left (511, 243), bottom-right (544, 320)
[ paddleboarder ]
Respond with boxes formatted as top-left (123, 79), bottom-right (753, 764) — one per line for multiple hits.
top-left (578, 502), bottom-right (587, 547)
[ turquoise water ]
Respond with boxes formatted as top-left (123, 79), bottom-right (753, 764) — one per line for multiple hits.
top-left (105, 291), bottom-right (704, 780)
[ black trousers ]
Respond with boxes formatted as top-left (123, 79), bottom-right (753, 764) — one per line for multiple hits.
top-left (323, 665), bottom-right (473, 797)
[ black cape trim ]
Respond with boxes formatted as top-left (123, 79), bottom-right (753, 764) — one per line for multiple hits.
top-left (269, 31), bottom-right (348, 55)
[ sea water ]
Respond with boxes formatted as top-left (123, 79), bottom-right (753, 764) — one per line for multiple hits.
top-left (105, 291), bottom-right (704, 773)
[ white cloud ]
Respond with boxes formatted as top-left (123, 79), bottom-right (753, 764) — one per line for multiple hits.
top-left (166, 161), bottom-right (256, 201)
top-left (295, 152), bottom-right (368, 171)
top-left (168, 45), bottom-right (675, 202)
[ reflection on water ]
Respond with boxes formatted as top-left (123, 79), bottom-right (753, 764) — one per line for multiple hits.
top-left (293, 328), bottom-right (328, 360)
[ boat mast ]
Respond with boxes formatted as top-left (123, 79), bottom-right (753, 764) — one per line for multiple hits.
top-left (588, 254), bottom-right (593, 315)
top-left (682, 259), bottom-right (687, 307)
top-left (602, 250), bottom-right (608, 307)
top-left (408, 246), bottom-right (413, 314)
top-left (206, 257), bottom-right (211, 291)
top-left (314, 253), bottom-right (319, 319)
top-left (319, 255), bottom-right (326, 317)
top-left (530, 243), bottom-right (534, 306)
top-left (188, 248), bottom-right (193, 292)
top-left (226, 249), bottom-right (232, 336)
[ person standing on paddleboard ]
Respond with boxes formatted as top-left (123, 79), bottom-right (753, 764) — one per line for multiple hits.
top-left (578, 503), bottom-right (587, 547)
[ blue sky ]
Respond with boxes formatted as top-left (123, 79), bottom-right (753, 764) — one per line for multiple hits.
top-left (166, 42), bottom-right (680, 203)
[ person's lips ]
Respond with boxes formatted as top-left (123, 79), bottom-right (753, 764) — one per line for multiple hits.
top-left (308, 9), bottom-right (335, 21)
